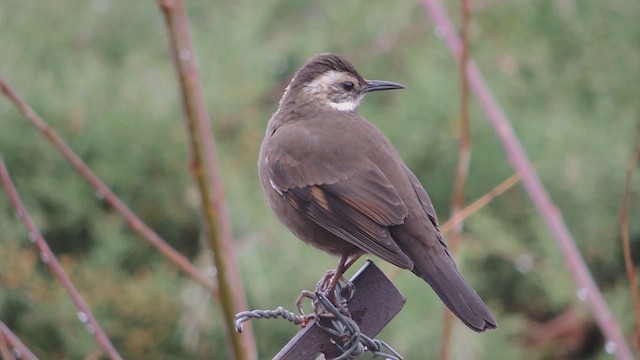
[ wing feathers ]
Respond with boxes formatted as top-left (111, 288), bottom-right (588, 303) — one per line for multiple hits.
top-left (287, 184), bottom-right (412, 268)
top-left (268, 156), bottom-right (413, 269)
top-left (416, 247), bottom-right (497, 331)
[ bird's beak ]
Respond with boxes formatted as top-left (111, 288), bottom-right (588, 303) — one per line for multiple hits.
top-left (362, 80), bottom-right (405, 93)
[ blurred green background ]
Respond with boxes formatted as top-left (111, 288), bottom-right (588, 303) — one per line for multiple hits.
top-left (1, 0), bottom-right (639, 359)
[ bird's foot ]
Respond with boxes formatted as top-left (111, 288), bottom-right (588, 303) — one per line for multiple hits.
top-left (316, 269), bottom-right (337, 292)
top-left (294, 269), bottom-right (355, 325)
top-left (295, 290), bottom-right (323, 327)
top-left (315, 270), bottom-right (355, 317)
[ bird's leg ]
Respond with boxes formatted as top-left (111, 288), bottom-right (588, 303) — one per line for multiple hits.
top-left (295, 254), bottom-right (362, 322)
top-left (294, 254), bottom-right (354, 320)
top-left (326, 253), bottom-right (361, 294)
top-left (342, 254), bottom-right (361, 272)
top-left (317, 253), bottom-right (361, 315)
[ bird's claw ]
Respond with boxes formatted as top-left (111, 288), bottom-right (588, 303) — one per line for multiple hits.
top-left (295, 269), bottom-right (356, 325)
top-left (316, 270), bottom-right (354, 316)
top-left (295, 290), bottom-right (316, 314)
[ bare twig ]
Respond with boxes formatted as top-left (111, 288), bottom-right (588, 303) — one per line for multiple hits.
top-left (620, 127), bottom-right (640, 348)
top-left (439, 1), bottom-right (472, 358)
top-left (156, 1), bottom-right (256, 359)
top-left (0, 78), bottom-right (217, 297)
top-left (0, 333), bottom-right (16, 360)
top-left (440, 169), bottom-right (525, 235)
top-left (0, 157), bottom-right (122, 360)
top-left (388, 171), bottom-right (523, 280)
top-left (419, 0), bottom-right (634, 358)
top-left (0, 321), bottom-right (38, 360)
top-left (448, 0), bottom-right (473, 251)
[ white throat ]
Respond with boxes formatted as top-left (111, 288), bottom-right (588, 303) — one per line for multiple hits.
top-left (329, 100), bottom-right (358, 112)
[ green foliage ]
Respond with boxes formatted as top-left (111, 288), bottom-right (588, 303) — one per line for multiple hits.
top-left (1, 0), bottom-right (639, 358)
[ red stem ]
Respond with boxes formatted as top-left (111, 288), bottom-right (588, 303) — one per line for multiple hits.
top-left (0, 321), bottom-right (38, 360)
top-left (439, 0), bottom-right (471, 358)
top-left (157, 1), bottom-right (256, 358)
top-left (619, 132), bottom-right (640, 348)
top-left (0, 77), bottom-right (218, 297)
top-left (419, 0), bottom-right (634, 358)
top-left (0, 157), bottom-right (123, 360)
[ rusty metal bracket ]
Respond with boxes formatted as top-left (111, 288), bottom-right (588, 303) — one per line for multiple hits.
top-left (273, 259), bottom-right (406, 359)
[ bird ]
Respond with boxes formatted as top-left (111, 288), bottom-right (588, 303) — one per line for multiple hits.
top-left (258, 53), bottom-right (497, 332)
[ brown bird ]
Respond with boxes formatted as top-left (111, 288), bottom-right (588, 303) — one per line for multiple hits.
top-left (258, 53), bottom-right (497, 332)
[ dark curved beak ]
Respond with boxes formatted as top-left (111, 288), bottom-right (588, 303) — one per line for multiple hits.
top-left (362, 80), bottom-right (405, 94)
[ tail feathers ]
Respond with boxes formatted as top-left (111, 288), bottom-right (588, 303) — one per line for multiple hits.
top-left (415, 249), bottom-right (497, 332)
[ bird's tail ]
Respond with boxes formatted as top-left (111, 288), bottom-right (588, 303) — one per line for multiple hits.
top-left (413, 243), bottom-right (497, 332)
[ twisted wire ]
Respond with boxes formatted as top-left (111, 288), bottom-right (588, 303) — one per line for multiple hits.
top-left (235, 306), bottom-right (311, 333)
top-left (315, 291), bottom-right (403, 360)
top-left (234, 276), bottom-right (403, 359)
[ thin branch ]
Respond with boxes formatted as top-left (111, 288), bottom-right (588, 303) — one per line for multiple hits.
top-left (0, 157), bottom-right (122, 360)
top-left (620, 127), bottom-right (640, 348)
top-left (441, 166), bottom-right (525, 235)
top-left (439, 1), bottom-right (472, 358)
top-left (448, 0), bottom-right (473, 248)
top-left (0, 321), bottom-right (37, 360)
top-left (388, 170), bottom-right (523, 280)
top-left (0, 334), bottom-right (16, 360)
top-left (156, 1), bottom-right (256, 359)
top-left (0, 78), bottom-right (217, 297)
top-left (0, 337), bottom-right (13, 360)
top-left (419, 0), bottom-right (634, 358)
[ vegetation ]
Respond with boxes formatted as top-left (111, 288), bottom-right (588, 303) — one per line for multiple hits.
top-left (1, 0), bottom-right (639, 358)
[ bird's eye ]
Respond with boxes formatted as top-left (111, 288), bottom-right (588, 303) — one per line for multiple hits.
top-left (342, 81), bottom-right (354, 91)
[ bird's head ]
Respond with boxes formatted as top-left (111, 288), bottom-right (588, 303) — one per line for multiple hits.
top-left (278, 53), bottom-right (404, 113)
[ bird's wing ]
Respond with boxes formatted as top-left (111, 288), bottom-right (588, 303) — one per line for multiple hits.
top-left (402, 164), bottom-right (441, 230)
top-left (267, 154), bottom-right (414, 269)
top-left (401, 164), bottom-right (455, 261)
